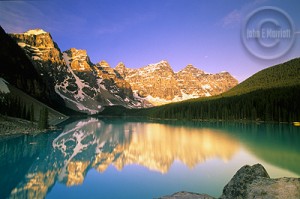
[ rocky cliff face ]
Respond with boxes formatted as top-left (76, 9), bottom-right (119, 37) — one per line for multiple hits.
top-left (62, 50), bottom-right (142, 108)
top-left (0, 26), bottom-right (63, 108)
top-left (176, 65), bottom-right (238, 97)
top-left (116, 60), bottom-right (181, 103)
top-left (9, 29), bottom-right (142, 114)
top-left (10, 30), bottom-right (98, 114)
top-left (63, 48), bottom-right (93, 72)
top-left (115, 60), bottom-right (238, 105)
top-left (95, 60), bottom-right (134, 100)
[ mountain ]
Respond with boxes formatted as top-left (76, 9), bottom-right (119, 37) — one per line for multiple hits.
top-left (9, 29), bottom-right (143, 114)
top-left (176, 65), bottom-right (237, 97)
top-left (94, 60), bottom-right (134, 102)
top-left (145, 58), bottom-right (300, 122)
top-left (115, 60), bottom-right (238, 105)
top-left (0, 26), bottom-right (64, 109)
top-left (116, 60), bottom-right (181, 105)
top-left (4, 27), bottom-right (238, 114)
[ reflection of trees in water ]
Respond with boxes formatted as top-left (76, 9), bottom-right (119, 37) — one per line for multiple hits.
top-left (186, 121), bottom-right (300, 175)
top-left (223, 123), bottom-right (300, 175)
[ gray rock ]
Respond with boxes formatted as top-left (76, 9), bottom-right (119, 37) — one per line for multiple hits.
top-left (220, 163), bottom-right (300, 199)
top-left (159, 164), bottom-right (300, 199)
top-left (220, 164), bottom-right (269, 199)
top-left (247, 177), bottom-right (300, 199)
top-left (156, 191), bottom-right (215, 199)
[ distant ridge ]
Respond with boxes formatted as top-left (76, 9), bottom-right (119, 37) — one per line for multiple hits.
top-left (105, 58), bottom-right (300, 122)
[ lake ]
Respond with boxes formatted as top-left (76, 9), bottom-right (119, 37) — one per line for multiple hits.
top-left (0, 118), bottom-right (299, 199)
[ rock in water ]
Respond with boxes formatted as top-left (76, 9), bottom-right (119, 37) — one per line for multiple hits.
top-left (220, 164), bottom-right (269, 198)
top-left (220, 163), bottom-right (300, 199)
top-left (158, 164), bottom-right (299, 199)
top-left (156, 191), bottom-right (215, 199)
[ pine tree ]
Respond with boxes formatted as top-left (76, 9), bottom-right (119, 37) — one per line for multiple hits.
top-left (30, 104), bottom-right (34, 122)
top-left (38, 108), bottom-right (48, 129)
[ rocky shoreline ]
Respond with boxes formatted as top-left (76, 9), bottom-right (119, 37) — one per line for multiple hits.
top-left (0, 115), bottom-right (45, 139)
top-left (158, 164), bottom-right (300, 199)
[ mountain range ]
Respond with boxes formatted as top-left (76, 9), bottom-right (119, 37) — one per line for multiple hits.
top-left (0, 27), bottom-right (238, 115)
top-left (143, 58), bottom-right (300, 122)
top-left (115, 60), bottom-right (237, 105)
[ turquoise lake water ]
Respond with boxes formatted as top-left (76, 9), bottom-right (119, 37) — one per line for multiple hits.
top-left (0, 118), bottom-right (299, 199)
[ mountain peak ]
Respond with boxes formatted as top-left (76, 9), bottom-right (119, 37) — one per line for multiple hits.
top-left (63, 48), bottom-right (92, 71)
top-left (158, 60), bottom-right (168, 64)
top-left (116, 62), bottom-right (126, 69)
top-left (178, 64), bottom-right (205, 74)
top-left (98, 60), bottom-right (110, 68)
top-left (220, 71), bottom-right (228, 74)
top-left (24, 29), bottom-right (48, 35)
top-left (65, 48), bottom-right (88, 56)
top-left (184, 64), bottom-right (197, 70)
top-left (116, 61), bottom-right (125, 66)
top-left (145, 60), bottom-right (172, 71)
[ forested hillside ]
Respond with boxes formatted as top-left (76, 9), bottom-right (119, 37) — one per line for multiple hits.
top-left (223, 58), bottom-right (300, 96)
top-left (149, 86), bottom-right (300, 122)
top-left (148, 58), bottom-right (300, 122)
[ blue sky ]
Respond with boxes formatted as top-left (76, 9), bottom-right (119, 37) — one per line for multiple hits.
top-left (1, 0), bottom-right (300, 82)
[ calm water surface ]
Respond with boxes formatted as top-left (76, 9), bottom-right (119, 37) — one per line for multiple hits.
top-left (0, 118), bottom-right (299, 199)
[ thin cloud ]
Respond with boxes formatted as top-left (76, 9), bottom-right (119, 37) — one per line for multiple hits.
top-left (221, 9), bottom-right (241, 27)
top-left (219, 0), bottom-right (270, 28)
top-left (0, 1), bottom-right (46, 33)
top-left (0, 1), bottom-right (87, 35)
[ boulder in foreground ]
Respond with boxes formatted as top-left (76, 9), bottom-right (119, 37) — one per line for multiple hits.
top-left (158, 164), bottom-right (300, 199)
top-left (220, 163), bottom-right (300, 199)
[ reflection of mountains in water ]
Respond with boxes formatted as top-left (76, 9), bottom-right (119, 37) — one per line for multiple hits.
top-left (152, 120), bottom-right (300, 176)
top-left (53, 118), bottom-right (240, 177)
top-left (2, 118), bottom-right (240, 199)
top-left (2, 119), bottom-right (299, 199)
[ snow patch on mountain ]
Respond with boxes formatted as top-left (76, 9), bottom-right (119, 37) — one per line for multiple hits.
top-left (24, 29), bottom-right (47, 35)
top-left (201, 84), bottom-right (211, 90)
top-left (54, 85), bottom-right (100, 114)
top-left (143, 60), bottom-right (169, 72)
top-left (62, 52), bottom-right (71, 66)
top-left (133, 90), bottom-right (199, 106)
